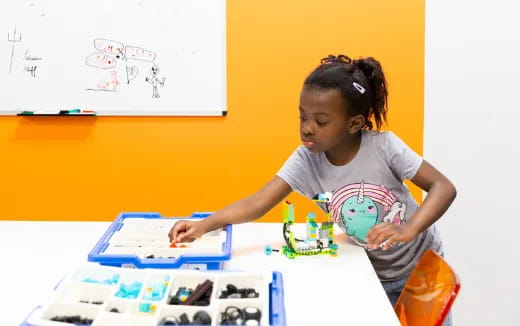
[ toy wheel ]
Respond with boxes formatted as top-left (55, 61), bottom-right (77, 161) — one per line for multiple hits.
top-left (286, 251), bottom-right (296, 259)
top-left (264, 245), bottom-right (273, 255)
top-left (330, 243), bottom-right (338, 250)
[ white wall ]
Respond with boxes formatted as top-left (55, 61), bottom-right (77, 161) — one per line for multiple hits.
top-left (425, 0), bottom-right (520, 325)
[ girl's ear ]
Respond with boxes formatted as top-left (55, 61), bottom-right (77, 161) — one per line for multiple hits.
top-left (348, 114), bottom-right (365, 133)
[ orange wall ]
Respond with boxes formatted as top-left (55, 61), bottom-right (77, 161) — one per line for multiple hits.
top-left (0, 0), bottom-right (424, 221)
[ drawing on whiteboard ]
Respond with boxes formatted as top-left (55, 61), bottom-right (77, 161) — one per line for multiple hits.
top-left (97, 74), bottom-right (118, 90)
top-left (85, 38), bottom-right (163, 93)
top-left (24, 65), bottom-right (37, 77)
top-left (7, 27), bottom-right (22, 75)
top-left (126, 65), bottom-right (139, 84)
top-left (85, 52), bottom-right (117, 69)
top-left (22, 49), bottom-right (41, 78)
top-left (145, 64), bottom-right (165, 98)
top-left (24, 49), bottom-right (42, 61)
top-left (124, 45), bottom-right (156, 62)
top-left (88, 70), bottom-right (121, 92)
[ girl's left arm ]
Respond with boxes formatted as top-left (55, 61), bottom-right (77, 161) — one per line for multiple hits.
top-left (366, 160), bottom-right (456, 250)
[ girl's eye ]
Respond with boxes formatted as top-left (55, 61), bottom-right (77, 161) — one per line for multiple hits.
top-left (316, 121), bottom-right (328, 126)
top-left (299, 116), bottom-right (307, 121)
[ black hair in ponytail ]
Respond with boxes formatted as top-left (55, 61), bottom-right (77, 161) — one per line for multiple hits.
top-left (304, 54), bottom-right (388, 130)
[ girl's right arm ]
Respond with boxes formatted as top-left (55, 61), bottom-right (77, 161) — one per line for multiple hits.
top-left (168, 176), bottom-right (292, 242)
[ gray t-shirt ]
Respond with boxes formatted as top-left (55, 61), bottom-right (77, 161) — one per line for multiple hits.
top-left (277, 130), bottom-right (443, 281)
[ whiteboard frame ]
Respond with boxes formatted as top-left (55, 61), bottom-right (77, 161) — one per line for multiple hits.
top-left (0, 0), bottom-right (227, 117)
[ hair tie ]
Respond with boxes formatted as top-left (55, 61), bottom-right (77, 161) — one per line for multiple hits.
top-left (353, 82), bottom-right (365, 94)
top-left (320, 54), bottom-right (352, 65)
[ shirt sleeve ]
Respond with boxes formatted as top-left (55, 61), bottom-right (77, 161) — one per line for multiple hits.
top-left (276, 147), bottom-right (309, 196)
top-left (383, 132), bottom-right (423, 180)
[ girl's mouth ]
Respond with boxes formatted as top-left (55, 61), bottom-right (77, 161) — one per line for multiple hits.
top-left (302, 140), bottom-right (316, 148)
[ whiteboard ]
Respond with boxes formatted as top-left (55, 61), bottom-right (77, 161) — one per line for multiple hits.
top-left (0, 0), bottom-right (226, 116)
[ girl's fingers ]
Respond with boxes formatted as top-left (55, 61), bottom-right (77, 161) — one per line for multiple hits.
top-left (368, 224), bottom-right (395, 249)
top-left (169, 221), bottom-right (188, 242)
top-left (381, 238), bottom-right (396, 251)
top-left (176, 228), bottom-right (194, 243)
top-left (366, 223), bottom-right (391, 242)
top-left (374, 231), bottom-right (391, 249)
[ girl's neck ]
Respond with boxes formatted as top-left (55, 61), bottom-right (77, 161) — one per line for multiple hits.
top-left (325, 131), bottom-right (362, 166)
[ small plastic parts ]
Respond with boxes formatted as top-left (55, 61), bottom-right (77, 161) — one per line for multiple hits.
top-left (184, 279), bottom-right (213, 305)
top-left (264, 245), bottom-right (279, 255)
top-left (221, 306), bottom-right (243, 325)
top-left (50, 315), bottom-right (94, 324)
top-left (219, 284), bottom-right (259, 299)
top-left (179, 313), bottom-right (190, 324)
top-left (19, 266), bottom-right (286, 326)
top-left (192, 310), bottom-right (212, 325)
top-left (220, 306), bottom-right (262, 325)
top-left (114, 281), bottom-right (143, 299)
top-left (158, 315), bottom-right (179, 325)
top-left (243, 306), bottom-right (262, 322)
top-left (169, 286), bottom-right (193, 304)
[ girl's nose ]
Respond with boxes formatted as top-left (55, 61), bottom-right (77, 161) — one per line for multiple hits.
top-left (301, 122), bottom-right (314, 136)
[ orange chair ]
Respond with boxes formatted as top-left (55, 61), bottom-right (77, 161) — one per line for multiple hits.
top-left (394, 250), bottom-right (461, 326)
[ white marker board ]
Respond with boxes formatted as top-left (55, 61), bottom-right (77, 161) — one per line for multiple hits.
top-left (0, 0), bottom-right (226, 116)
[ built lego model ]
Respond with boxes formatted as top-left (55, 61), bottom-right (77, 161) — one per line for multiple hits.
top-left (264, 200), bottom-right (338, 258)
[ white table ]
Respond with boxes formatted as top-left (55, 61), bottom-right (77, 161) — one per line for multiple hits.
top-left (0, 221), bottom-right (400, 325)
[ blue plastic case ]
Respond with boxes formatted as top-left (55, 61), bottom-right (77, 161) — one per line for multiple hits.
top-left (88, 212), bottom-right (232, 270)
top-left (20, 267), bottom-right (286, 326)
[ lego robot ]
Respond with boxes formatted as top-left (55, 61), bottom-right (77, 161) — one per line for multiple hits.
top-left (264, 201), bottom-right (338, 258)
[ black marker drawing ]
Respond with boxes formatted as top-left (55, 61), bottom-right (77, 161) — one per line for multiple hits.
top-left (24, 65), bottom-right (37, 77)
top-left (7, 27), bottom-right (22, 75)
top-left (122, 45), bottom-right (156, 84)
top-left (145, 64), bottom-right (165, 98)
top-left (126, 65), bottom-right (138, 84)
top-left (23, 49), bottom-right (42, 61)
top-left (22, 49), bottom-right (42, 78)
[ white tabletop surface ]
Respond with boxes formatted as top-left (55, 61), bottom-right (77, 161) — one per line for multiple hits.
top-left (0, 221), bottom-right (400, 326)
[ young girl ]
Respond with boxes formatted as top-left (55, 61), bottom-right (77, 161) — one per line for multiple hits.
top-left (168, 55), bottom-right (456, 319)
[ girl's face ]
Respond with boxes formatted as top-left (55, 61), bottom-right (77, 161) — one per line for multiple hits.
top-left (299, 87), bottom-right (353, 153)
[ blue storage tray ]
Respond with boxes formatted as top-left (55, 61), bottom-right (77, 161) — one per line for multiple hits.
top-left (88, 212), bottom-right (232, 270)
top-left (20, 270), bottom-right (286, 326)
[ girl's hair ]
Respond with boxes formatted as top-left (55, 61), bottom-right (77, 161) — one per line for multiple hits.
top-left (304, 54), bottom-right (388, 130)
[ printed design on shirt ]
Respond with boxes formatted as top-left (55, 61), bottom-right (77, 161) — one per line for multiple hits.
top-left (327, 181), bottom-right (407, 245)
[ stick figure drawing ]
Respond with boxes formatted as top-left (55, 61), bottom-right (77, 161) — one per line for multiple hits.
top-left (145, 64), bottom-right (166, 98)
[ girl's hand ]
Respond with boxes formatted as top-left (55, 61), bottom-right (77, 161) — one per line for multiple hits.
top-left (366, 223), bottom-right (418, 251)
top-left (168, 220), bottom-right (209, 243)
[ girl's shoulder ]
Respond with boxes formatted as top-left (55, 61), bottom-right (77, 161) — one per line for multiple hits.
top-left (361, 129), bottom-right (399, 146)
top-left (293, 145), bottom-right (320, 162)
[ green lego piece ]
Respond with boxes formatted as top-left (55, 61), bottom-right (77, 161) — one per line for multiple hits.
top-left (283, 201), bottom-right (295, 224)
